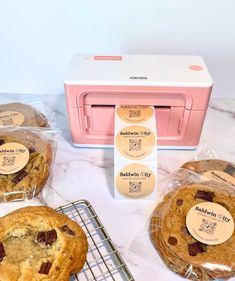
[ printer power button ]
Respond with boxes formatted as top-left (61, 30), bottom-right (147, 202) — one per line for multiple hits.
top-left (189, 65), bottom-right (203, 71)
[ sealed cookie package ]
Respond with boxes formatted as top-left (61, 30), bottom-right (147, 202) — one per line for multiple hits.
top-left (0, 127), bottom-right (60, 203)
top-left (0, 100), bottom-right (56, 128)
top-left (181, 147), bottom-right (235, 187)
top-left (128, 169), bottom-right (235, 281)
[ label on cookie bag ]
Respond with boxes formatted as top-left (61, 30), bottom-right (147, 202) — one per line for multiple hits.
top-left (186, 202), bottom-right (234, 245)
top-left (0, 111), bottom-right (25, 126)
top-left (114, 105), bottom-right (157, 199)
top-left (0, 143), bottom-right (29, 174)
top-left (203, 171), bottom-right (235, 186)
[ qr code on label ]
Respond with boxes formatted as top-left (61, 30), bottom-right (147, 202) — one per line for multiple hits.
top-left (129, 139), bottom-right (142, 151)
top-left (129, 181), bottom-right (142, 193)
top-left (129, 110), bottom-right (141, 118)
top-left (2, 118), bottom-right (13, 126)
top-left (199, 219), bottom-right (217, 235)
top-left (2, 156), bottom-right (16, 167)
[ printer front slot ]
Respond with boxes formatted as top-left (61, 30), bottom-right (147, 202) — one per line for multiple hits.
top-left (91, 104), bottom-right (115, 108)
top-left (91, 105), bottom-right (172, 109)
top-left (154, 105), bottom-right (171, 109)
top-left (84, 104), bottom-right (185, 137)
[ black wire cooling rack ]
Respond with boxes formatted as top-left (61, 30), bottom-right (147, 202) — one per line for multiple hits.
top-left (56, 200), bottom-right (135, 281)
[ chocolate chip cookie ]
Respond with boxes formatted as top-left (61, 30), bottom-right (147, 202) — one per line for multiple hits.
top-left (182, 159), bottom-right (235, 177)
top-left (0, 129), bottom-right (52, 201)
top-left (182, 159), bottom-right (235, 187)
top-left (0, 206), bottom-right (88, 281)
top-left (0, 102), bottom-right (48, 127)
top-left (150, 182), bottom-right (235, 280)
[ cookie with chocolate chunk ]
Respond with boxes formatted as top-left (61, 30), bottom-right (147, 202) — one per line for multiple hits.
top-left (0, 206), bottom-right (88, 281)
top-left (150, 182), bottom-right (235, 280)
top-left (0, 129), bottom-right (52, 201)
top-left (0, 102), bottom-right (48, 127)
top-left (182, 159), bottom-right (235, 180)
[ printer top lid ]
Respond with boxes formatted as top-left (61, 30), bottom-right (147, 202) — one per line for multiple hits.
top-left (64, 54), bottom-right (213, 88)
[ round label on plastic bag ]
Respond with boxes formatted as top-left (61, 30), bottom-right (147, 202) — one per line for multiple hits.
top-left (0, 111), bottom-right (25, 126)
top-left (116, 126), bottom-right (156, 160)
top-left (116, 163), bottom-right (156, 199)
top-left (117, 106), bottom-right (153, 123)
top-left (186, 202), bottom-right (234, 245)
top-left (0, 143), bottom-right (29, 174)
top-left (203, 171), bottom-right (235, 186)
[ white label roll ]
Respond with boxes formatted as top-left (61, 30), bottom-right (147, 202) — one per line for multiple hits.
top-left (114, 105), bottom-right (158, 199)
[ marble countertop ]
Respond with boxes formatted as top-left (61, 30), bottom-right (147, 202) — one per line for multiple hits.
top-left (0, 93), bottom-right (235, 281)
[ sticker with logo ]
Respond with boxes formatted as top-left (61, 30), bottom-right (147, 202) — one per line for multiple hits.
top-left (203, 171), bottom-right (235, 186)
top-left (0, 143), bottom-right (29, 174)
top-left (94, 56), bottom-right (122, 61)
top-left (116, 126), bottom-right (156, 160)
top-left (117, 105), bottom-right (154, 124)
top-left (116, 163), bottom-right (155, 199)
top-left (0, 111), bottom-right (25, 126)
top-left (186, 202), bottom-right (234, 245)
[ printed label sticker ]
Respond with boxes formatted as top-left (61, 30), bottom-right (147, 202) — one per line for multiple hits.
top-left (186, 202), bottom-right (234, 245)
top-left (0, 143), bottom-right (29, 174)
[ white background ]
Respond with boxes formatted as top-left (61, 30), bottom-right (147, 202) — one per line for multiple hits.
top-left (0, 0), bottom-right (234, 98)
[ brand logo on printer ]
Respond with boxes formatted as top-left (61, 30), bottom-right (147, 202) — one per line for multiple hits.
top-left (94, 56), bottom-right (122, 61)
top-left (129, 76), bottom-right (148, 80)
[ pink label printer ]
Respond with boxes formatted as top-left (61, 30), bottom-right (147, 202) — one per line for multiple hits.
top-left (64, 54), bottom-right (213, 149)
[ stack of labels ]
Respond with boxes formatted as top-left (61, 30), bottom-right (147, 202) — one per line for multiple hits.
top-left (114, 105), bottom-right (158, 199)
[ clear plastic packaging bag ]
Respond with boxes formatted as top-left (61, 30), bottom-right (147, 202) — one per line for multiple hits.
top-left (128, 169), bottom-right (235, 280)
top-left (181, 148), bottom-right (235, 187)
top-left (0, 100), bottom-right (55, 128)
top-left (193, 147), bottom-right (218, 161)
top-left (0, 126), bottom-right (60, 203)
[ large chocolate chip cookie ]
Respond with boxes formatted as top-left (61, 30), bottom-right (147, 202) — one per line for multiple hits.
top-left (0, 206), bottom-right (88, 281)
top-left (182, 159), bottom-right (235, 178)
top-left (0, 102), bottom-right (48, 127)
top-left (150, 182), bottom-right (235, 280)
top-left (0, 129), bottom-right (52, 201)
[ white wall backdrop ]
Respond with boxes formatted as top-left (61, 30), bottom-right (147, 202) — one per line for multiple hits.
top-left (0, 0), bottom-right (234, 98)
